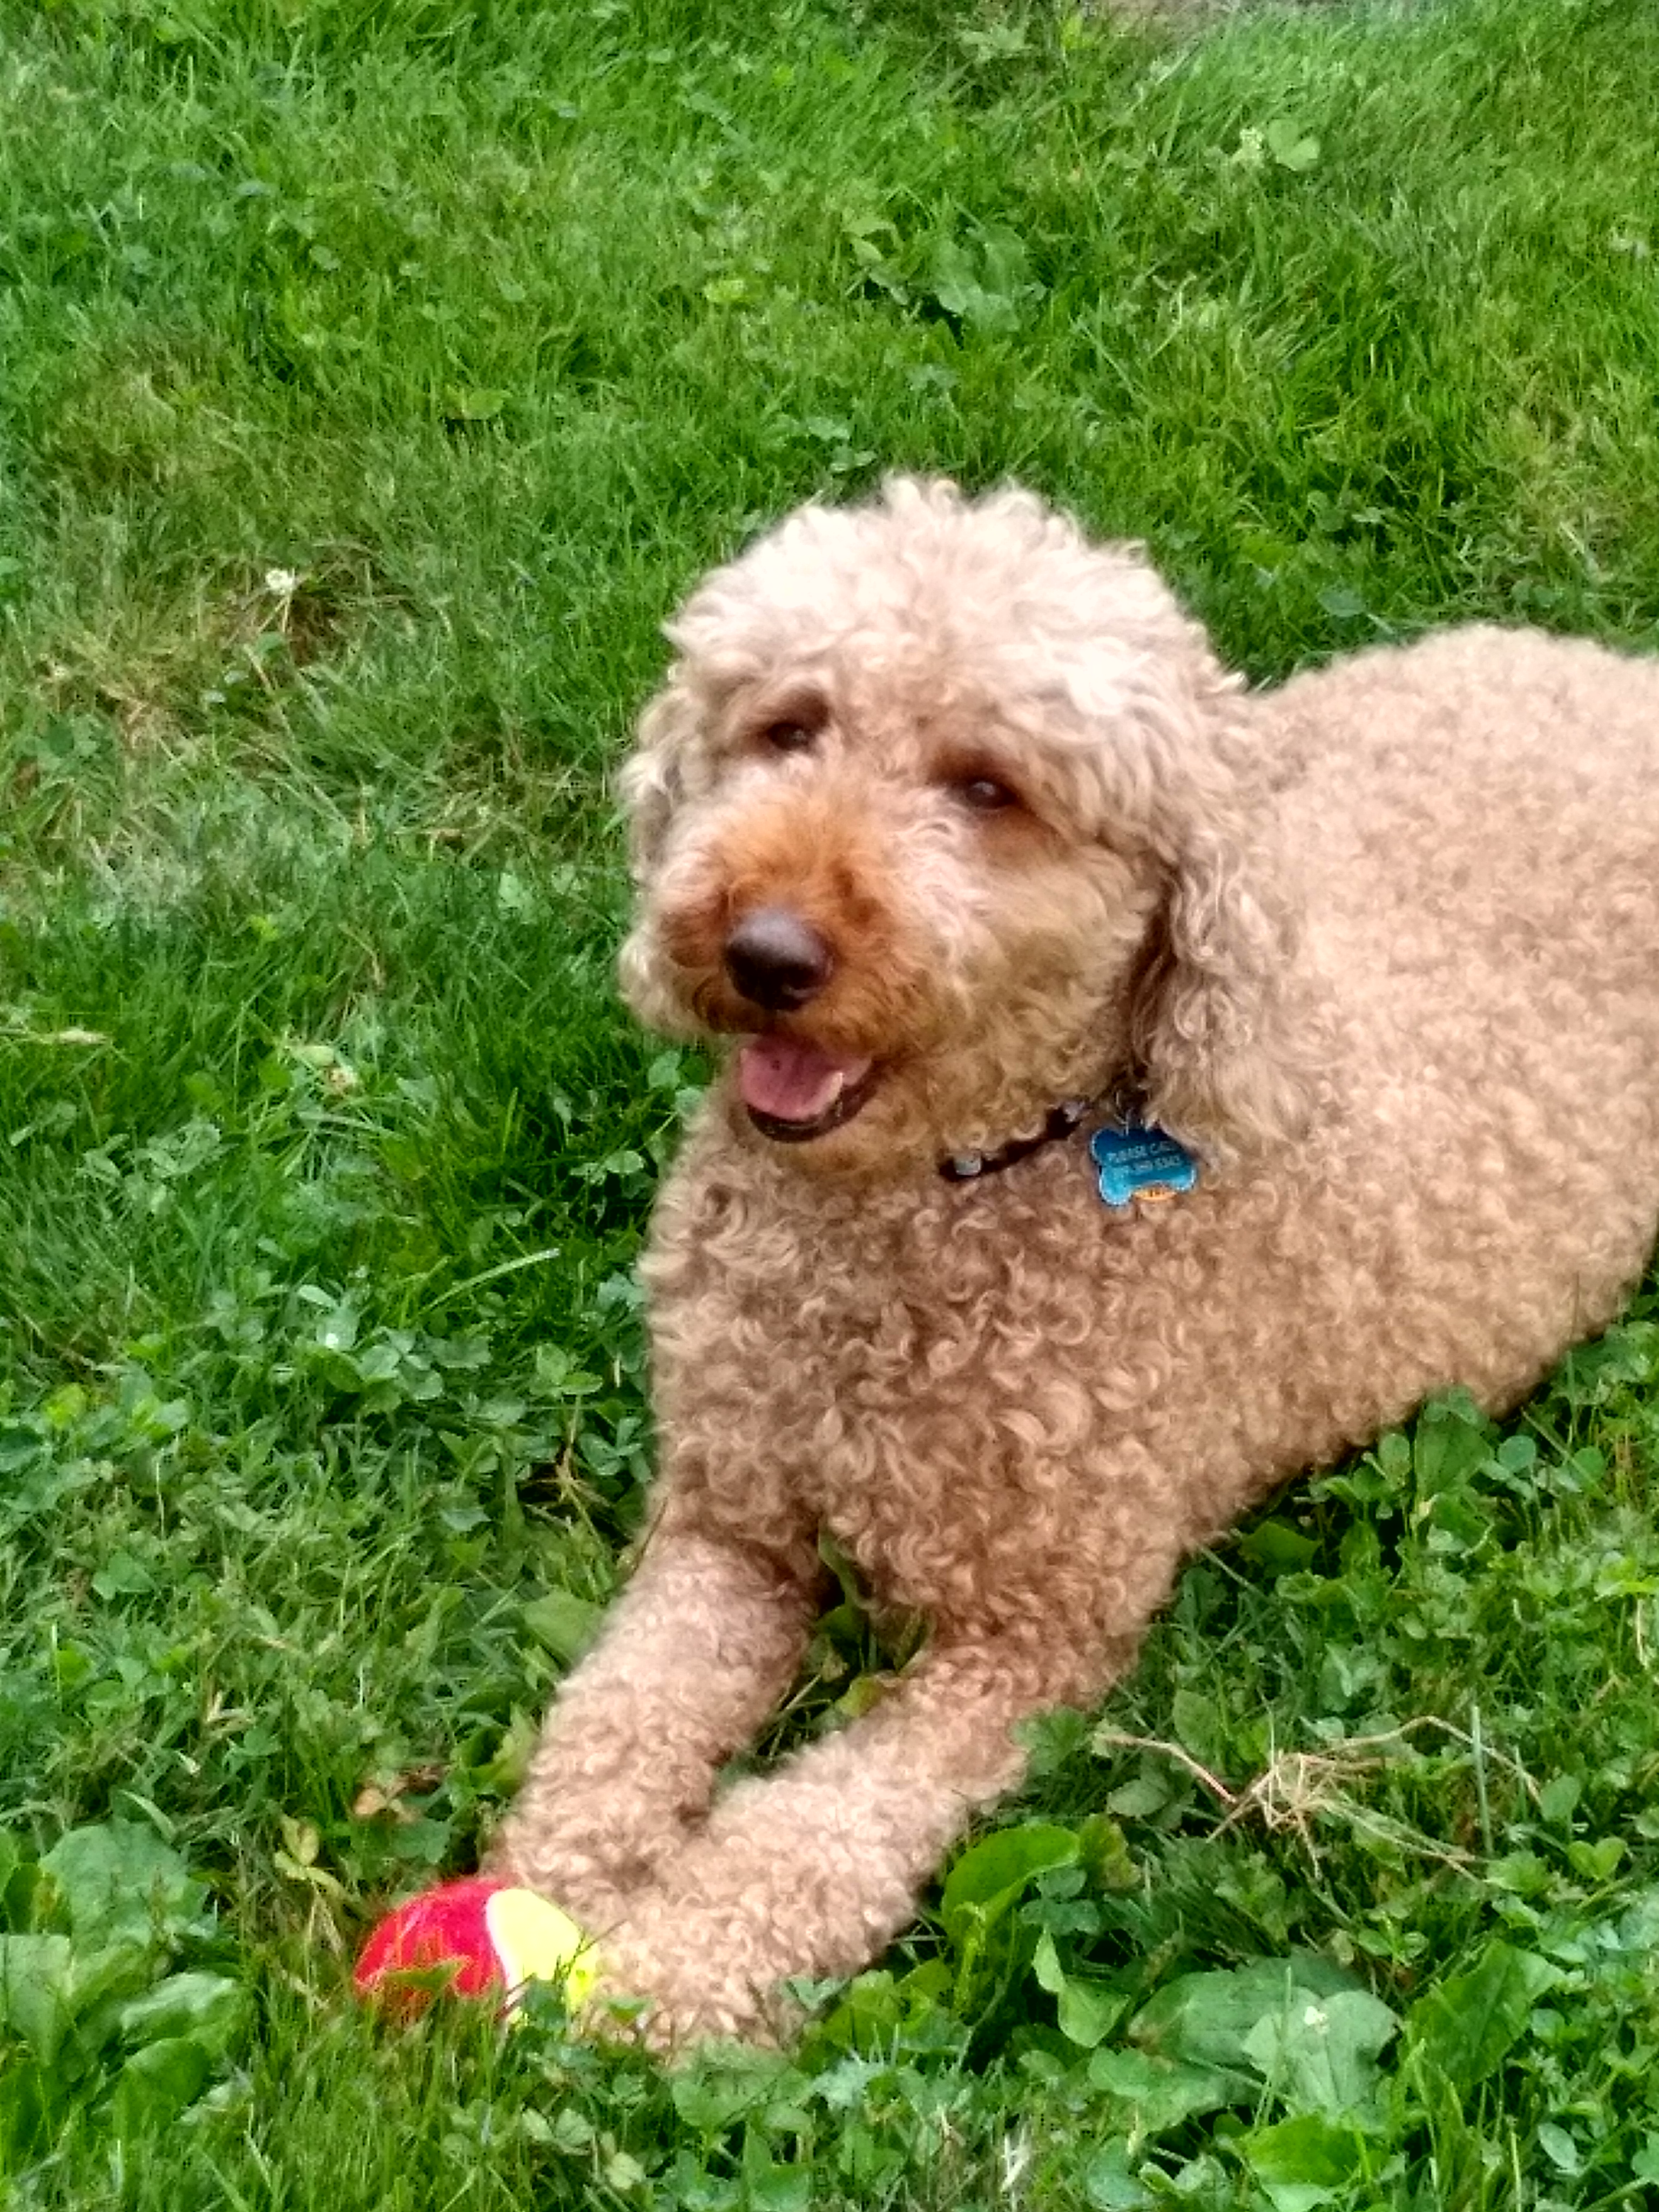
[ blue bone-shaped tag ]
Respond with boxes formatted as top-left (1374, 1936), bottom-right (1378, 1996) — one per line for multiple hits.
top-left (1089, 1122), bottom-right (1199, 1212)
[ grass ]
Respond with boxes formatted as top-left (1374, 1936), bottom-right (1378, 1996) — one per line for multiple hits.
top-left (2, 0), bottom-right (1658, 2201)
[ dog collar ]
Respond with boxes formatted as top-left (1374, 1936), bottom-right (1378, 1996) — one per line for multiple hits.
top-left (939, 1098), bottom-right (1091, 1183)
top-left (938, 1091), bottom-right (1199, 1211)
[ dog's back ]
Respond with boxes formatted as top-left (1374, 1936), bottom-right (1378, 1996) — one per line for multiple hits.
top-left (1241, 623), bottom-right (1659, 1446)
top-left (1278, 624), bottom-right (1659, 1004)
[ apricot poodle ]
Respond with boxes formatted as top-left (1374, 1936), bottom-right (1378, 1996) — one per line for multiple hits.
top-left (489, 478), bottom-right (1659, 2043)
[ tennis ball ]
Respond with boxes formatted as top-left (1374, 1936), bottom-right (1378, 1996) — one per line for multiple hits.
top-left (354, 1876), bottom-right (600, 2018)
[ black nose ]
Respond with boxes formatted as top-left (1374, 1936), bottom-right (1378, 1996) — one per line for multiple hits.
top-left (723, 907), bottom-right (834, 1011)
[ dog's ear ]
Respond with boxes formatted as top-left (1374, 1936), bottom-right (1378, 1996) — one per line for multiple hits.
top-left (617, 667), bottom-right (700, 882)
top-left (1130, 807), bottom-right (1315, 1163)
top-left (1116, 658), bottom-right (1317, 1164)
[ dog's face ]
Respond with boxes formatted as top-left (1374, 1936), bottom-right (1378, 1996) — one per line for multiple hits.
top-left (618, 480), bottom-right (1285, 1174)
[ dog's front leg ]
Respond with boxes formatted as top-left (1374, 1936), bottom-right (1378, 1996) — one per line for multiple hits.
top-left (589, 1629), bottom-right (1115, 2046)
top-left (487, 1527), bottom-right (818, 1923)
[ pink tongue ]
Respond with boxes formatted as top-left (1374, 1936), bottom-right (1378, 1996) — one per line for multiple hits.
top-left (738, 1037), bottom-right (873, 1123)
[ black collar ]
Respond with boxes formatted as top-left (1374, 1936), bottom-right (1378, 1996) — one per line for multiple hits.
top-left (938, 1098), bottom-right (1091, 1183)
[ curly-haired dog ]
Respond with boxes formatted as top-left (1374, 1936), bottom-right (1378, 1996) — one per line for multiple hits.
top-left (490, 478), bottom-right (1659, 2043)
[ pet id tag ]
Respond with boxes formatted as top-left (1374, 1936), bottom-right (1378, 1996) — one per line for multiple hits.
top-left (1089, 1122), bottom-right (1198, 1212)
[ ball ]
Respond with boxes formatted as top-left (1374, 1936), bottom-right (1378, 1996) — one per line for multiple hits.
top-left (354, 1876), bottom-right (600, 2018)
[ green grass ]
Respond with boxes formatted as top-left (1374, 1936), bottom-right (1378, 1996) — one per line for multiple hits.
top-left (3, 0), bottom-right (1659, 2201)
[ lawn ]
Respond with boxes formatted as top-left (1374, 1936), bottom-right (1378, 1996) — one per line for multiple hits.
top-left (2, 0), bottom-right (1658, 2203)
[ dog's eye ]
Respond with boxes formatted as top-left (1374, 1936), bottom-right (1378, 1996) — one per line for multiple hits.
top-left (760, 720), bottom-right (819, 754)
top-left (954, 775), bottom-right (1020, 814)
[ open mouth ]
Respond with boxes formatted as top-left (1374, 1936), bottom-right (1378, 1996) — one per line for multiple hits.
top-left (737, 1036), bottom-right (880, 1143)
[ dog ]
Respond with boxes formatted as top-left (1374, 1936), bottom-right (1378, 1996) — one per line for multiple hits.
top-left (488, 477), bottom-right (1659, 2043)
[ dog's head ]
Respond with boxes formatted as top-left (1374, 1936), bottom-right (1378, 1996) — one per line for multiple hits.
top-left (619, 478), bottom-right (1309, 1175)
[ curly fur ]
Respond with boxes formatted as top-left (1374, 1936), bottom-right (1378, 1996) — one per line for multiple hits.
top-left (489, 478), bottom-right (1659, 2045)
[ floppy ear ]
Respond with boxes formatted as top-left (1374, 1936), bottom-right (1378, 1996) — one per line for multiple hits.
top-left (1130, 807), bottom-right (1315, 1163)
top-left (1116, 655), bottom-right (1317, 1164)
top-left (617, 666), bottom-right (700, 883)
